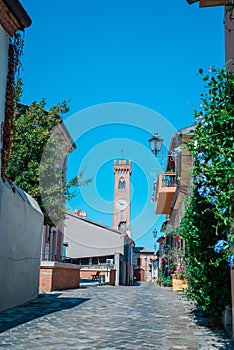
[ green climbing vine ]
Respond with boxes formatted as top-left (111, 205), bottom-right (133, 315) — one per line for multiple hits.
top-left (181, 67), bottom-right (234, 315)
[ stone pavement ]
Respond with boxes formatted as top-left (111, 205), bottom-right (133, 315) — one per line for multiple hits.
top-left (0, 282), bottom-right (233, 350)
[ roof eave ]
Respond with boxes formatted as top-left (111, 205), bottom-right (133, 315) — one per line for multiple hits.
top-left (2, 0), bottom-right (32, 32)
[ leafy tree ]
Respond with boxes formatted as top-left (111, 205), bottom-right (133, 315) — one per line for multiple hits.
top-left (181, 68), bottom-right (234, 315)
top-left (5, 79), bottom-right (91, 226)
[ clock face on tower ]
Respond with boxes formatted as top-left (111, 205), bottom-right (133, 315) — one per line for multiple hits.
top-left (112, 159), bottom-right (132, 233)
top-left (115, 199), bottom-right (128, 210)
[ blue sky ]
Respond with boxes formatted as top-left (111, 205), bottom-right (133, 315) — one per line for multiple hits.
top-left (19, 0), bottom-right (224, 249)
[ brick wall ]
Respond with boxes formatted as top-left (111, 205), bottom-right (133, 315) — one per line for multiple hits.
top-left (40, 269), bottom-right (53, 292)
top-left (80, 269), bottom-right (101, 279)
top-left (40, 262), bottom-right (80, 293)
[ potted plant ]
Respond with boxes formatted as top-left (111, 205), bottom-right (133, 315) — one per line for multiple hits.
top-left (156, 277), bottom-right (164, 286)
top-left (172, 264), bottom-right (188, 292)
top-left (163, 276), bottom-right (172, 287)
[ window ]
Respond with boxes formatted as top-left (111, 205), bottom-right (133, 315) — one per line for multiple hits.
top-left (81, 258), bottom-right (89, 265)
top-left (92, 257), bottom-right (98, 264)
top-left (118, 177), bottom-right (126, 189)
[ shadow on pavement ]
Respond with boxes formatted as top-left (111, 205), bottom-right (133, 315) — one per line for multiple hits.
top-left (0, 293), bottom-right (90, 333)
top-left (191, 309), bottom-right (234, 348)
top-left (193, 309), bottom-right (224, 329)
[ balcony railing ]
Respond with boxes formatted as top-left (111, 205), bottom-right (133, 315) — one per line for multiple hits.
top-left (155, 173), bottom-right (177, 214)
top-left (161, 174), bottom-right (177, 187)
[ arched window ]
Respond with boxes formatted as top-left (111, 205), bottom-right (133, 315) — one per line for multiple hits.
top-left (118, 177), bottom-right (126, 190)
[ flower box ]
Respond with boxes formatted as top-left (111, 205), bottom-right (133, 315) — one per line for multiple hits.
top-left (172, 274), bottom-right (188, 292)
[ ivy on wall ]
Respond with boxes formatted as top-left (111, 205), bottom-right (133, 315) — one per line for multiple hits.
top-left (2, 32), bottom-right (24, 176)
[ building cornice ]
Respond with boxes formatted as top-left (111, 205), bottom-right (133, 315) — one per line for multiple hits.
top-left (0, 0), bottom-right (31, 36)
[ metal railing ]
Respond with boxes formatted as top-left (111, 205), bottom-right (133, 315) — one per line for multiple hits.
top-left (161, 174), bottom-right (177, 188)
top-left (80, 264), bottom-right (115, 270)
top-left (41, 255), bottom-right (115, 269)
top-left (41, 254), bottom-right (79, 264)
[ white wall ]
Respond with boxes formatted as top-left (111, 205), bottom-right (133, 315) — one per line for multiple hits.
top-left (0, 24), bottom-right (9, 172)
top-left (0, 179), bottom-right (44, 312)
top-left (64, 213), bottom-right (124, 258)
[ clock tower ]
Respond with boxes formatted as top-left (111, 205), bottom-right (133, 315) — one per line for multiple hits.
top-left (112, 159), bottom-right (132, 236)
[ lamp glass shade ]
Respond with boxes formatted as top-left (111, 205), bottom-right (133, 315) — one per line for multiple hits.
top-left (148, 133), bottom-right (163, 155)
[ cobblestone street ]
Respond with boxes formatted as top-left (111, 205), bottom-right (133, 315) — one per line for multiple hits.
top-left (0, 282), bottom-right (233, 350)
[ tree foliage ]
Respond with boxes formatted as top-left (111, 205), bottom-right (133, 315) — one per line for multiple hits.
top-left (5, 80), bottom-right (91, 226)
top-left (181, 67), bottom-right (234, 315)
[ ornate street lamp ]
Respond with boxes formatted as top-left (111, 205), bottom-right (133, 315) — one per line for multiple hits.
top-left (148, 131), bottom-right (190, 159)
top-left (148, 132), bottom-right (164, 156)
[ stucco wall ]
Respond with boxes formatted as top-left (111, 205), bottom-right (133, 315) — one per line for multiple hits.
top-left (64, 213), bottom-right (124, 258)
top-left (0, 179), bottom-right (44, 312)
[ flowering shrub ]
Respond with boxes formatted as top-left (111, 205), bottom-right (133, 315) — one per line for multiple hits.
top-left (174, 264), bottom-right (187, 280)
top-left (213, 239), bottom-right (234, 267)
top-left (214, 240), bottom-right (228, 254)
top-left (228, 254), bottom-right (234, 267)
top-left (180, 67), bottom-right (234, 315)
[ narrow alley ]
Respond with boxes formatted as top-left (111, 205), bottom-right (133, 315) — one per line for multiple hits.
top-left (0, 282), bottom-right (233, 350)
